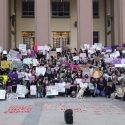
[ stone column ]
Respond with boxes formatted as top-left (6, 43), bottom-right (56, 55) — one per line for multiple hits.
top-left (113, 0), bottom-right (125, 45)
top-left (0, 0), bottom-right (9, 49)
top-left (77, 0), bottom-right (93, 48)
top-left (35, 0), bottom-right (50, 45)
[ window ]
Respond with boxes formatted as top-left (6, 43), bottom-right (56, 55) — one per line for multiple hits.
top-left (93, 32), bottom-right (99, 44)
top-left (53, 32), bottom-right (70, 48)
top-left (51, 0), bottom-right (70, 17)
top-left (22, 0), bottom-right (34, 17)
top-left (22, 31), bottom-right (35, 49)
top-left (93, 0), bottom-right (99, 18)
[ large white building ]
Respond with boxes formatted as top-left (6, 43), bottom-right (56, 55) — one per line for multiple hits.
top-left (0, 0), bottom-right (125, 49)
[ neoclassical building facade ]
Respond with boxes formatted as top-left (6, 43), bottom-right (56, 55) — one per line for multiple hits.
top-left (0, 0), bottom-right (125, 49)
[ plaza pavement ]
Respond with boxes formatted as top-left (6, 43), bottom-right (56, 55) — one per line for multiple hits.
top-left (0, 97), bottom-right (125, 125)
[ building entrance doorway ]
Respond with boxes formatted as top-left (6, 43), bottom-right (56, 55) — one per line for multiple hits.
top-left (22, 31), bottom-right (35, 49)
top-left (53, 32), bottom-right (70, 48)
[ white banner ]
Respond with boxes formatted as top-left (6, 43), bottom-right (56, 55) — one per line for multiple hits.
top-left (16, 85), bottom-right (28, 98)
top-left (56, 48), bottom-right (62, 52)
top-left (19, 44), bottom-right (26, 51)
top-left (23, 58), bottom-right (33, 64)
top-left (0, 90), bottom-right (6, 99)
top-left (55, 82), bottom-right (66, 93)
top-left (36, 67), bottom-right (46, 76)
top-left (73, 56), bottom-right (80, 61)
top-left (7, 93), bottom-right (18, 100)
top-left (75, 78), bottom-right (83, 84)
top-left (30, 85), bottom-right (37, 95)
top-left (46, 86), bottom-right (58, 96)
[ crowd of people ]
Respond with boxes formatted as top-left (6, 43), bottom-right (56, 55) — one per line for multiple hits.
top-left (0, 44), bottom-right (125, 100)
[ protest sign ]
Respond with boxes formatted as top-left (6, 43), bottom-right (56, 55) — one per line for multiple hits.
top-left (56, 48), bottom-right (62, 52)
top-left (46, 86), bottom-right (58, 96)
top-left (16, 54), bottom-right (22, 59)
top-left (19, 44), bottom-right (26, 51)
top-left (55, 82), bottom-right (66, 93)
top-left (12, 61), bottom-right (23, 70)
top-left (73, 56), bottom-right (79, 61)
top-left (50, 51), bottom-right (57, 58)
top-left (0, 90), bottom-right (6, 99)
top-left (33, 59), bottom-right (39, 66)
top-left (7, 55), bottom-right (17, 61)
top-left (44, 45), bottom-right (50, 51)
top-left (16, 85), bottom-right (28, 98)
top-left (80, 53), bottom-right (86, 58)
top-left (38, 46), bottom-right (43, 51)
top-left (75, 78), bottom-right (83, 84)
top-left (9, 50), bottom-right (19, 57)
top-left (23, 58), bottom-right (33, 64)
top-left (84, 44), bottom-right (90, 49)
top-left (36, 67), bottom-right (46, 76)
top-left (3, 50), bottom-right (7, 54)
top-left (1, 61), bottom-right (12, 69)
top-left (0, 75), bottom-right (8, 83)
top-left (112, 58), bottom-right (122, 65)
top-left (94, 43), bottom-right (103, 48)
top-left (115, 64), bottom-right (125, 67)
top-left (88, 48), bottom-right (95, 54)
top-left (30, 85), bottom-right (37, 95)
top-left (104, 58), bottom-right (113, 63)
top-left (7, 93), bottom-right (18, 100)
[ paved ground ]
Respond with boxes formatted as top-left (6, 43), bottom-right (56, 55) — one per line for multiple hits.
top-left (0, 97), bottom-right (125, 125)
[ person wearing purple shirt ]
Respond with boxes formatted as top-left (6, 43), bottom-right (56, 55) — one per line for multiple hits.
top-left (8, 69), bottom-right (18, 92)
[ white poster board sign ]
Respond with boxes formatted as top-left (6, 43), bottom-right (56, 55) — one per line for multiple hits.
top-left (19, 44), bottom-right (26, 51)
top-left (23, 58), bottom-right (33, 64)
top-left (115, 64), bottom-right (125, 67)
top-left (3, 50), bottom-right (7, 54)
top-left (16, 85), bottom-right (28, 98)
top-left (73, 56), bottom-right (80, 61)
top-left (84, 44), bottom-right (90, 49)
top-left (44, 45), bottom-right (50, 51)
top-left (80, 53), bottom-right (86, 58)
top-left (36, 67), bottom-right (46, 76)
top-left (38, 46), bottom-right (43, 51)
top-left (55, 82), bottom-right (66, 93)
top-left (0, 90), bottom-right (6, 99)
top-left (75, 78), bottom-right (83, 84)
top-left (46, 86), bottom-right (58, 96)
top-left (56, 48), bottom-right (62, 52)
top-left (30, 85), bottom-right (37, 95)
top-left (7, 93), bottom-right (18, 100)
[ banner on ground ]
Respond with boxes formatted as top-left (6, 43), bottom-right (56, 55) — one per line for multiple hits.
top-left (7, 93), bottom-right (18, 100)
top-left (46, 85), bottom-right (58, 96)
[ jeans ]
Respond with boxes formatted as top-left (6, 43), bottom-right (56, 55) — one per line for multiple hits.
top-left (37, 92), bottom-right (43, 98)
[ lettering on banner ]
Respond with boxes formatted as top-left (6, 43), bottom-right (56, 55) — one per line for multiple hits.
top-left (46, 86), bottom-right (58, 96)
